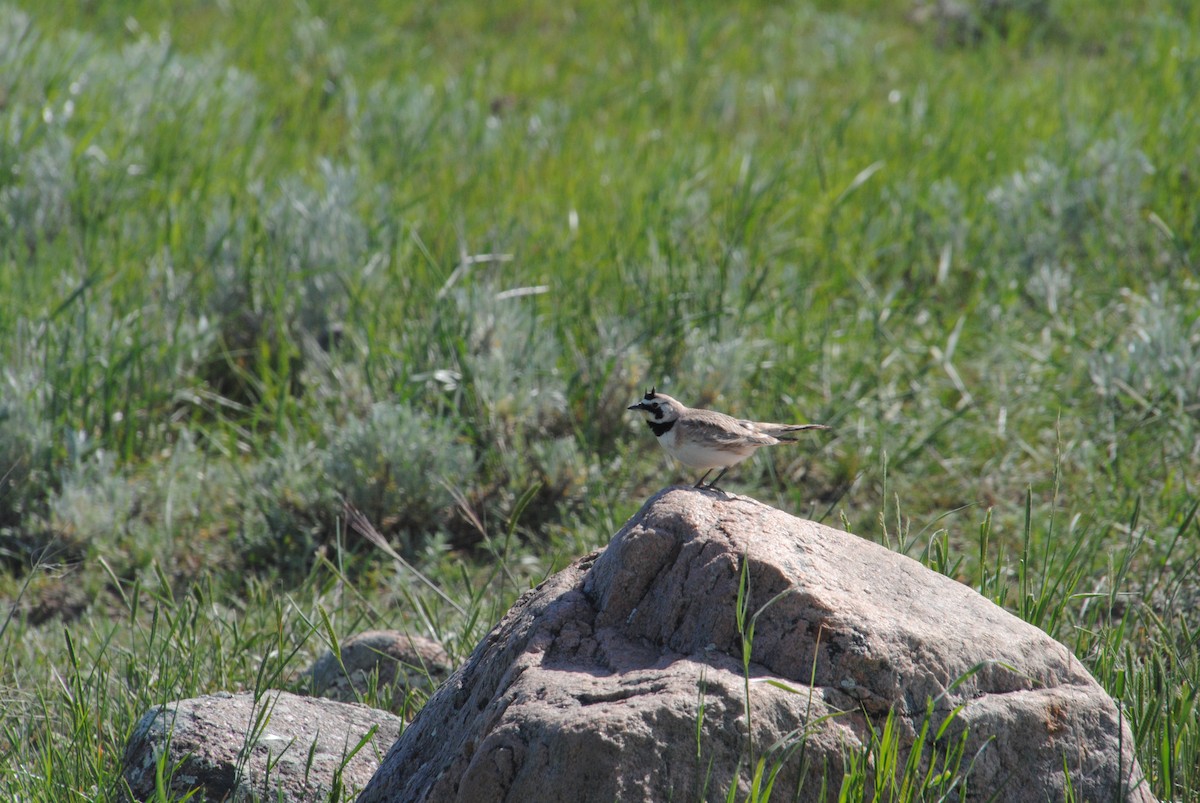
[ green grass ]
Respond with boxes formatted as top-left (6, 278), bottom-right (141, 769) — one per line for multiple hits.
top-left (1, 0), bottom-right (1198, 799)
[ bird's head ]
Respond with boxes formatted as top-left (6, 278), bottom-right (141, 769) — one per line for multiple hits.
top-left (627, 387), bottom-right (683, 423)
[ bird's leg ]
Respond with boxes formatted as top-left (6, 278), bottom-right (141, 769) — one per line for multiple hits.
top-left (692, 469), bottom-right (714, 488)
top-left (703, 467), bottom-right (730, 490)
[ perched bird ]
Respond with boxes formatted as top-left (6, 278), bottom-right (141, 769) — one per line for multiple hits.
top-left (628, 387), bottom-right (828, 489)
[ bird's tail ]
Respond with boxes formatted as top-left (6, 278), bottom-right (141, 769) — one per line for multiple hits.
top-left (765, 423), bottom-right (829, 442)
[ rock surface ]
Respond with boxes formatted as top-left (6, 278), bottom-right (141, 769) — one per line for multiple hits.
top-left (122, 690), bottom-right (401, 802)
top-left (305, 630), bottom-right (452, 708)
top-left (357, 487), bottom-right (1154, 803)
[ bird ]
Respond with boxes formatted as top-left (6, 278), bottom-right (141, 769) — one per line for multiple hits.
top-left (627, 387), bottom-right (828, 490)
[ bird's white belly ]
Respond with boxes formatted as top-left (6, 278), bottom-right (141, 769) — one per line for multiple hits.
top-left (659, 427), bottom-right (753, 469)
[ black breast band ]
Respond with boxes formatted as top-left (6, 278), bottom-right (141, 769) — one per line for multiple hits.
top-left (647, 419), bottom-right (675, 437)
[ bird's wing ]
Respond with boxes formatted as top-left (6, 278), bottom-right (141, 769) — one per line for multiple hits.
top-left (686, 411), bottom-right (777, 446)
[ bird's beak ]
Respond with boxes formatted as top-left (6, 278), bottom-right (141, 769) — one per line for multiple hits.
top-left (627, 402), bottom-right (648, 411)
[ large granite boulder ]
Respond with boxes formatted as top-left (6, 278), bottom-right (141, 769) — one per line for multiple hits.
top-left (357, 487), bottom-right (1153, 802)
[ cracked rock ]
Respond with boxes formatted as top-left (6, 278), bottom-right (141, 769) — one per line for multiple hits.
top-left (357, 488), bottom-right (1154, 802)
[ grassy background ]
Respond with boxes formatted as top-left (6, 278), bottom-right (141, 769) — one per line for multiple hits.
top-left (1, 0), bottom-right (1197, 798)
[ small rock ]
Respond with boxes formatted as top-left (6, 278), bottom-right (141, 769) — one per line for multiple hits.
top-left (910, 0), bottom-right (1052, 45)
top-left (305, 630), bottom-right (451, 708)
top-left (122, 690), bottom-right (400, 802)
